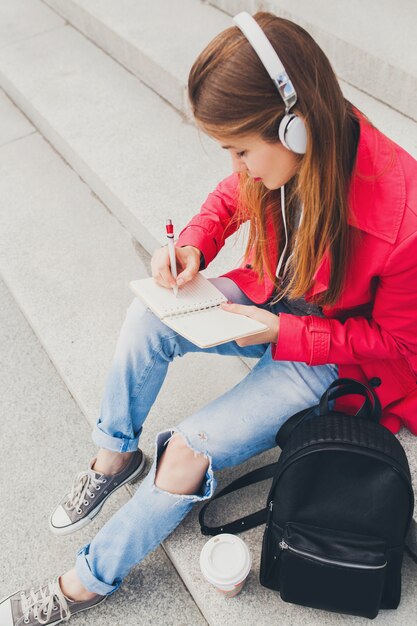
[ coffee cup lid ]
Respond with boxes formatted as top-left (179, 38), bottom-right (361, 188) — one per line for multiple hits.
top-left (200, 534), bottom-right (252, 586)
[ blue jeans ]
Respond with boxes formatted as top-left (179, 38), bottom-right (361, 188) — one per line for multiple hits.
top-left (75, 278), bottom-right (338, 595)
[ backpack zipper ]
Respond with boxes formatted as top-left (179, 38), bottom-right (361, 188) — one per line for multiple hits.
top-left (278, 540), bottom-right (387, 570)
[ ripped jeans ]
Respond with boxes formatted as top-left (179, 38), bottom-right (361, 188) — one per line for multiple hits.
top-left (75, 278), bottom-right (339, 595)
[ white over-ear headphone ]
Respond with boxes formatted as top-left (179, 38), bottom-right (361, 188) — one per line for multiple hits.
top-left (232, 12), bottom-right (307, 155)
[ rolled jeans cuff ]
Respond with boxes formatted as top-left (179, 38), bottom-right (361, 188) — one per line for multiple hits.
top-left (91, 424), bottom-right (141, 453)
top-left (76, 544), bottom-right (121, 596)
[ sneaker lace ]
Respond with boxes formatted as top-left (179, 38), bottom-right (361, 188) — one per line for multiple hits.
top-left (20, 577), bottom-right (70, 624)
top-left (65, 467), bottom-right (106, 511)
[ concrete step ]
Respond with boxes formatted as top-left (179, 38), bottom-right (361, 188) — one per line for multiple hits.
top-left (43, 0), bottom-right (417, 122)
top-left (42, 0), bottom-right (230, 120)
top-left (0, 275), bottom-right (208, 626)
top-left (2, 84), bottom-right (417, 626)
top-left (208, 0), bottom-right (417, 122)
top-left (0, 88), bottom-right (243, 623)
top-left (0, 0), bottom-right (246, 278)
top-left (1, 2), bottom-right (417, 621)
top-left (0, 91), bottom-right (208, 620)
top-left (1, 0), bottom-right (417, 282)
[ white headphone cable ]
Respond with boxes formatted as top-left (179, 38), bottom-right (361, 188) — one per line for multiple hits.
top-left (276, 184), bottom-right (289, 280)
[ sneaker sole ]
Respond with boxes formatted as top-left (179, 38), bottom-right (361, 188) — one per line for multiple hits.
top-left (48, 454), bottom-right (147, 536)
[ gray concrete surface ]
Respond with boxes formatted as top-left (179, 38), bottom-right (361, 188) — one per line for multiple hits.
top-left (208, 0), bottom-right (417, 121)
top-left (0, 90), bottom-right (34, 147)
top-left (0, 274), bottom-right (207, 625)
top-left (43, 0), bottom-right (230, 117)
top-left (1, 0), bottom-right (417, 288)
top-left (1, 2), bottom-right (417, 624)
top-left (0, 5), bottom-right (245, 278)
top-left (0, 0), bottom-right (64, 49)
top-left (1, 84), bottom-right (417, 626)
top-left (42, 0), bottom-right (417, 124)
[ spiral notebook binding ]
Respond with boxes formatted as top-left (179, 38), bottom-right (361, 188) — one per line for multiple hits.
top-left (163, 297), bottom-right (225, 319)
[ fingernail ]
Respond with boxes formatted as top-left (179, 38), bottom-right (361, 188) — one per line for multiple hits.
top-left (177, 278), bottom-right (184, 286)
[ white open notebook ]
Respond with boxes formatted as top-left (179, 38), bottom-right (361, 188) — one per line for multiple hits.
top-left (129, 273), bottom-right (267, 348)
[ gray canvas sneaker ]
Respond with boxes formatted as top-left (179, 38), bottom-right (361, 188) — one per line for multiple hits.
top-left (0, 575), bottom-right (106, 625)
top-left (49, 448), bottom-right (146, 535)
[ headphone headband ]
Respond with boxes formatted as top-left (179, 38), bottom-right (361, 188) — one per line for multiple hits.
top-left (232, 11), bottom-right (297, 113)
top-left (232, 11), bottom-right (307, 154)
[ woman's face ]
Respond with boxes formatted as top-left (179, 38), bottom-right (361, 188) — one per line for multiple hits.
top-left (217, 133), bottom-right (302, 189)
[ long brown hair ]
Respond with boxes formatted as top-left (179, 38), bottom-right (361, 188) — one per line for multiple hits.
top-left (188, 11), bottom-right (368, 306)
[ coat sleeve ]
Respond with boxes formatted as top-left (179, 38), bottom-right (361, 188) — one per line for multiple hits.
top-left (273, 230), bottom-right (417, 365)
top-left (176, 173), bottom-right (243, 267)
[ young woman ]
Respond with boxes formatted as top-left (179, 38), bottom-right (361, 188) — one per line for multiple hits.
top-left (2, 10), bottom-right (417, 625)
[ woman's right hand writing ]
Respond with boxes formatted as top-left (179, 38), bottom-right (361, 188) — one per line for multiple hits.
top-left (151, 245), bottom-right (201, 290)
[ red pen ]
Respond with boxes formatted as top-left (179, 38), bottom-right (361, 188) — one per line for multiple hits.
top-left (166, 219), bottom-right (178, 297)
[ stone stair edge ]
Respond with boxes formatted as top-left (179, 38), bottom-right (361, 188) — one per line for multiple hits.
top-left (40, 0), bottom-right (231, 121)
top-left (2, 1), bottom-right (417, 440)
top-left (2, 0), bottom-right (416, 552)
top-left (2, 84), bottom-right (417, 574)
top-left (36, 0), bottom-right (417, 172)
top-left (0, 16), bottom-right (248, 278)
top-left (0, 274), bottom-right (209, 626)
top-left (0, 111), bottom-right (272, 625)
top-left (2, 29), bottom-right (416, 620)
top-left (206, 0), bottom-right (417, 121)
top-left (41, 0), bottom-right (417, 121)
top-left (1, 2), bottom-right (416, 291)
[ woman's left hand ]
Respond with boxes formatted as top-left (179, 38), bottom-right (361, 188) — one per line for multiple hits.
top-left (221, 302), bottom-right (280, 346)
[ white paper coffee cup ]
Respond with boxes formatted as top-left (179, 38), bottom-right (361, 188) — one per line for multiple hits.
top-left (200, 534), bottom-right (252, 597)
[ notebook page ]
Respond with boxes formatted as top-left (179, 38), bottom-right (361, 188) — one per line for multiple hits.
top-left (129, 274), bottom-right (227, 318)
top-left (164, 307), bottom-right (267, 348)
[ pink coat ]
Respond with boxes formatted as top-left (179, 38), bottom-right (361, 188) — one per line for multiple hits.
top-left (177, 111), bottom-right (417, 435)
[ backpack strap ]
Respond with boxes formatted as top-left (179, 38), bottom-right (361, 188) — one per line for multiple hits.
top-left (319, 378), bottom-right (382, 422)
top-left (199, 463), bottom-right (277, 536)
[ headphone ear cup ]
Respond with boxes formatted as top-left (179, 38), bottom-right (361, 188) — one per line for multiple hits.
top-left (279, 114), bottom-right (307, 154)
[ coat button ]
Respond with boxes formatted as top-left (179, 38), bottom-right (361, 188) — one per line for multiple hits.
top-left (245, 264), bottom-right (253, 269)
top-left (369, 377), bottom-right (382, 388)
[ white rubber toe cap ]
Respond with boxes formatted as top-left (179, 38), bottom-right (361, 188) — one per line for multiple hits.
top-left (0, 595), bottom-right (14, 626)
top-left (50, 505), bottom-right (72, 529)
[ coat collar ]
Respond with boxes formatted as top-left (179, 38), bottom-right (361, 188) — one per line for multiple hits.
top-left (308, 108), bottom-right (406, 298)
top-left (347, 107), bottom-right (406, 244)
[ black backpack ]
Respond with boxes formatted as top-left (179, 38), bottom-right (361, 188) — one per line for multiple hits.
top-left (199, 378), bottom-right (414, 620)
